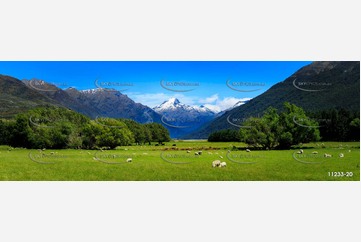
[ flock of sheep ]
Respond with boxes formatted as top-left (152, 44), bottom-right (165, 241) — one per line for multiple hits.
top-left (296, 149), bottom-right (349, 158)
top-left (187, 149), bottom-right (228, 167)
top-left (211, 149), bottom-right (252, 168)
top-left (127, 146), bottom-right (349, 167)
top-left (188, 148), bottom-right (248, 168)
top-left (106, 146), bottom-right (350, 165)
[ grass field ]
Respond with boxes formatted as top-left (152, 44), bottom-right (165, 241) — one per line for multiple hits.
top-left (0, 141), bottom-right (359, 181)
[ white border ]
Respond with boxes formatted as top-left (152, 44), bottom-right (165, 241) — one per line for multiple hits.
top-left (0, 0), bottom-right (360, 241)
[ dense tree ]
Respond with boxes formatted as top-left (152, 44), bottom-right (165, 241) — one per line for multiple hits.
top-left (208, 129), bottom-right (241, 142)
top-left (238, 107), bottom-right (280, 149)
top-left (309, 109), bottom-right (360, 141)
top-left (277, 102), bottom-right (320, 149)
top-left (349, 118), bottom-right (360, 141)
top-left (6, 108), bottom-right (89, 149)
top-left (238, 103), bottom-right (320, 149)
top-left (144, 123), bottom-right (171, 144)
top-left (1, 107), bottom-right (171, 149)
top-left (0, 119), bottom-right (15, 145)
top-left (122, 119), bottom-right (148, 145)
top-left (82, 118), bottom-right (134, 149)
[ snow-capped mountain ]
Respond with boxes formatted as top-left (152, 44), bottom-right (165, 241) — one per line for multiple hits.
top-left (153, 98), bottom-right (216, 135)
top-left (154, 98), bottom-right (216, 118)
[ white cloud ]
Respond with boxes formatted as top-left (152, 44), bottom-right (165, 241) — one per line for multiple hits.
top-left (199, 94), bottom-right (219, 103)
top-left (201, 96), bottom-right (252, 113)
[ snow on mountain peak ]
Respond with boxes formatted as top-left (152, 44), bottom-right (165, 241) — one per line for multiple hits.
top-left (169, 97), bottom-right (180, 105)
top-left (80, 88), bottom-right (103, 94)
top-left (153, 98), bottom-right (215, 115)
top-left (79, 88), bottom-right (119, 94)
top-left (154, 98), bottom-right (183, 111)
top-left (153, 98), bottom-right (216, 128)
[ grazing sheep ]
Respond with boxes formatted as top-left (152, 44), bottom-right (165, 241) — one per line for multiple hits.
top-left (339, 153), bottom-right (344, 158)
top-left (220, 162), bottom-right (227, 167)
top-left (312, 151), bottom-right (318, 154)
top-left (296, 149), bottom-right (304, 154)
top-left (198, 151), bottom-right (202, 155)
top-left (246, 149), bottom-right (251, 152)
top-left (126, 158), bottom-right (132, 162)
top-left (195, 152), bottom-right (199, 156)
top-left (212, 160), bottom-right (221, 168)
top-left (324, 153), bottom-right (332, 158)
top-left (187, 150), bottom-right (191, 153)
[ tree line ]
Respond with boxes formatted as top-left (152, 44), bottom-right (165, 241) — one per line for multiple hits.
top-left (0, 107), bottom-right (170, 149)
top-left (208, 102), bottom-right (360, 149)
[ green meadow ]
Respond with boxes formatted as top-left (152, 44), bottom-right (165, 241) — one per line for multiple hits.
top-left (0, 141), bottom-right (359, 181)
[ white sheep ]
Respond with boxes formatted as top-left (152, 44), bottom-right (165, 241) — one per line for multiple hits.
top-left (195, 152), bottom-right (199, 156)
top-left (296, 149), bottom-right (304, 154)
top-left (187, 150), bottom-right (191, 153)
top-left (312, 151), bottom-right (318, 154)
top-left (324, 153), bottom-right (332, 158)
top-left (246, 149), bottom-right (251, 152)
top-left (220, 162), bottom-right (227, 167)
top-left (339, 153), bottom-right (344, 158)
top-left (212, 160), bottom-right (221, 168)
top-left (126, 158), bottom-right (132, 162)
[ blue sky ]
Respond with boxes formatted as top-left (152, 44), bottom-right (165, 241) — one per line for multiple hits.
top-left (0, 61), bottom-right (311, 112)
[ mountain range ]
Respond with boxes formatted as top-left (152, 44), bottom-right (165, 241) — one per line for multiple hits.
top-left (153, 97), bottom-right (217, 137)
top-left (0, 75), bottom-right (219, 138)
top-left (1, 61), bottom-right (359, 139)
top-left (184, 61), bottom-right (360, 138)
